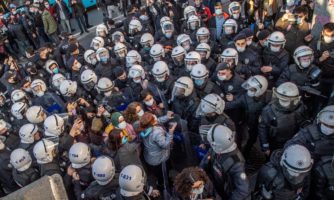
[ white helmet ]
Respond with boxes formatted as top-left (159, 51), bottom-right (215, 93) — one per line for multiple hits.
top-left (90, 36), bottom-right (105, 50)
top-left (11, 89), bottom-right (27, 103)
top-left (190, 63), bottom-right (209, 80)
top-left (173, 76), bottom-right (194, 98)
top-left (140, 33), bottom-right (154, 48)
top-left (59, 80), bottom-right (77, 97)
top-left (160, 16), bottom-right (172, 28)
top-left (177, 34), bottom-right (192, 52)
top-left (221, 48), bottom-right (238, 65)
top-left (69, 142), bottom-right (91, 169)
top-left (280, 144), bottom-right (313, 183)
top-left (114, 43), bottom-right (127, 58)
top-left (187, 15), bottom-right (201, 31)
top-left (129, 19), bottom-right (142, 34)
top-left (11, 102), bottom-right (28, 120)
top-left (228, 1), bottom-right (241, 18)
top-left (44, 60), bottom-right (59, 74)
top-left (52, 74), bottom-right (66, 90)
top-left (129, 65), bottom-right (145, 80)
top-left (183, 5), bottom-right (196, 19)
top-left (196, 43), bottom-right (211, 59)
top-left (33, 139), bottom-right (56, 164)
top-left (317, 105), bottom-right (334, 127)
top-left (268, 31), bottom-right (286, 52)
top-left (31, 79), bottom-right (47, 97)
top-left (196, 27), bottom-right (210, 43)
top-left (242, 75), bottom-right (268, 97)
top-left (119, 165), bottom-right (146, 197)
top-left (152, 61), bottom-right (170, 82)
top-left (293, 45), bottom-right (314, 69)
top-left (25, 106), bottom-right (46, 124)
top-left (10, 148), bottom-right (32, 172)
top-left (126, 50), bottom-right (142, 68)
top-left (197, 93), bottom-right (225, 116)
top-left (97, 77), bottom-right (114, 92)
top-left (44, 114), bottom-right (65, 137)
top-left (172, 46), bottom-right (186, 66)
top-left (207, 124), bottom-right (236, 154)
top-left (185, 51), bottom-right (201, 72)
top-left (223, 19), bottom-right (238, 35)
top-left (81, 69), bottom-right (97, 87)
top-left (19, 123), bottom-right (39, 144)
top-left (111, 31), bottom-right (125, 43)
top-left (84, 49), bottom-right (98, 65)
top-left (92, 156), bottom-right (116, 185)
top-left (162, 21), bottom-right (174, 37)
top-left (96, 47), bottom-right (110, 62)
top-left (150, 44), bottom-right (165, 61)
top-left (96, 24), bottom-right (108, 36)
top-left (274, 82), bottom-right (301, 108)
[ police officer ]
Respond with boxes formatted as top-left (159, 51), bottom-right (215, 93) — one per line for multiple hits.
top-left (0, 119), bottom-right (20, 151)
top-left (200, 124), bottom-right (250, 199)
top-left (127, 19), bottom-right (143, 50)
top-left (312, 155), bottom-right (334, 199)
top-left (25, 106), bottom-right (47, 125)
top-left (232, 33), bottom-right (262, 79)
top-left (220, 19), bottom-right (239, 50)
top-left (195, 43), bottom-right (216, 76)
top-left (259, 82), bottom-right (308, 156)
top-left (228, 1), bottom-right (247, 31)
top-left (171, 77), bottom-right (200, 130)
top-left (190, 64), bottom-right (221, 99)
top-left (80, 69), bottom-right (99, 103)
top-left (10, 148), bottom-right (39, 188)
top-left (284, 105), bottom-right (334, 161)
top-left (261, 31), bottom-right (290, 88)
top-left (196, 93), bottom-right (236, 132)
top-left (177, 34), bottom-right (194, 53)
top-left (83, 49), bottom-right (98, 68)
top-left (255, 144), bottom-right (313, 200)
top-left (225, 75), bottom-right (271, 159)
top-left (18, 123), bottom-right (41, 155)
top-left (139, 33), bottom-right (155, 64)
top-left (33, 139), bottom-right (62, 176)
top-left (74, 156), bottom-right (119, 200)
top-left (151, 61), bottom-right (176, 102)
top-left (170, 46), bottom-right (188, 78)
top-left (94, 47), bottom-right (118, 79)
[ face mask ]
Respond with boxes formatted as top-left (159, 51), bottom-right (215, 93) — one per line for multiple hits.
top-left (300, 60), bottom-right (311, 68)
top-left (236, 45), bottom-right (246, 53)
top-left (52, 68), bottom-right (59, 74)
top-left (224, 27), bottom-right (233, 35)
top-left (270, 46), bottom-right (281, 52)
top-left (144, 98), bottom-right (154, 106)
top-left (165, 33), bottom-right (173, 38)
top-left (286, 0), bottom-right (295, 7)
top-left (137, 109), bottom-right (144, 117)
top-left (104, 91), bottom-right (112, 97)
top-left (323, 36), bottom-right (334, 44)
top-left (194, 79), bottom-right (205, 86)
top-left (232, 13), bottom-right (240, 19)
top-left (191, 185), bottom-right (204, 196)
top-left (278, 99), bottom-right (291, 108)
top-left (143, 47), bottom-right (150, 52)
top-left (118, 121), bottom-right (127, 129)
top-left (133, 78), bottom-right (142, 83)
top-left (215, 9), bottom-right (222, 15)
top-left (76, 62), bottom-right (82, 69)
top-left (296, 17), bottom-right (302, 25)
top-left (247, 90), bottom-right (257, 97)
top-left (100, 57), bottom-right (108, 63)
top-left (36, 91), bottom-right (44, 97)
top-left (263, 40), bottom-right (269, 47)
top-left (218, 75), bottom-right (227, 81)
top-left (320, 124), bottom-right (334, 135)
top-left (183, 44), bottom-right (191, 51)
top-left (156, 77), bottom-right (165, 82)
top-left (186, 65), bottom-right (194, 72)
top-left (91, 58), bottom-right (98, 65)
top-left (246, 40), bottom-right (252, 46)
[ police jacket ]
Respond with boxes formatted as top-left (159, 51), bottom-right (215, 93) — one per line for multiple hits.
top-left (12, 167), bottom-right (39, 188)
top-left (200, 148), bottom-right (249, 200)
top-left (256, 150), bottom-right (311, 200)
top-left (258, 101), bottom-right (308, 151)
top-left (284, 123), bottom-right (334, 161)
top-left (310, 39), bottom-right (334, 79)
top-left (261, 47), bottom-right (290, 81)
top-left (277, 64), bottom-right (318, 87)
top-left (313, 156), bottom-right (334, 200)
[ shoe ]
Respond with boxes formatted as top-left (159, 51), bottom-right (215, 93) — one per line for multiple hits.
top-left (85, 29), bottom-right (89, 33)
top-left (80, 32), bottom-right (84, 35)
top-left (71, 29), bottom-right (76, 32)
top-left (86, 25), bottom-right (92, 28)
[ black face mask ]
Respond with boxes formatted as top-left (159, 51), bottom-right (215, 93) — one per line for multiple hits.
top-left (205, 114), bottom-right (217, 122)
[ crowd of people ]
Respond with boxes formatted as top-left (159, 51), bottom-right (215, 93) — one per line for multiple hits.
top-left (1, 0), bottom-right (334, 199)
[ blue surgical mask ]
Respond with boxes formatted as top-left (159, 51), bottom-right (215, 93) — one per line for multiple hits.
top-left (52, 68), bottom-right (59, 74)
top-left (165, 33), bottom-right (173, 39)
top-left (296, 17), bottom-right (302, 25)
top-left (100, 57), bottom-right (108, 62)
top-left (194, 79), bottom-right (205, 86)
top-left (143, 47), bottom-right (150, 52)
top-left (215, 9), bottom-right (222, 15)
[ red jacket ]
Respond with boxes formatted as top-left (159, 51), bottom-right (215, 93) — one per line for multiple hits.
top-left (197, 6), bottom-right (212, 22)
